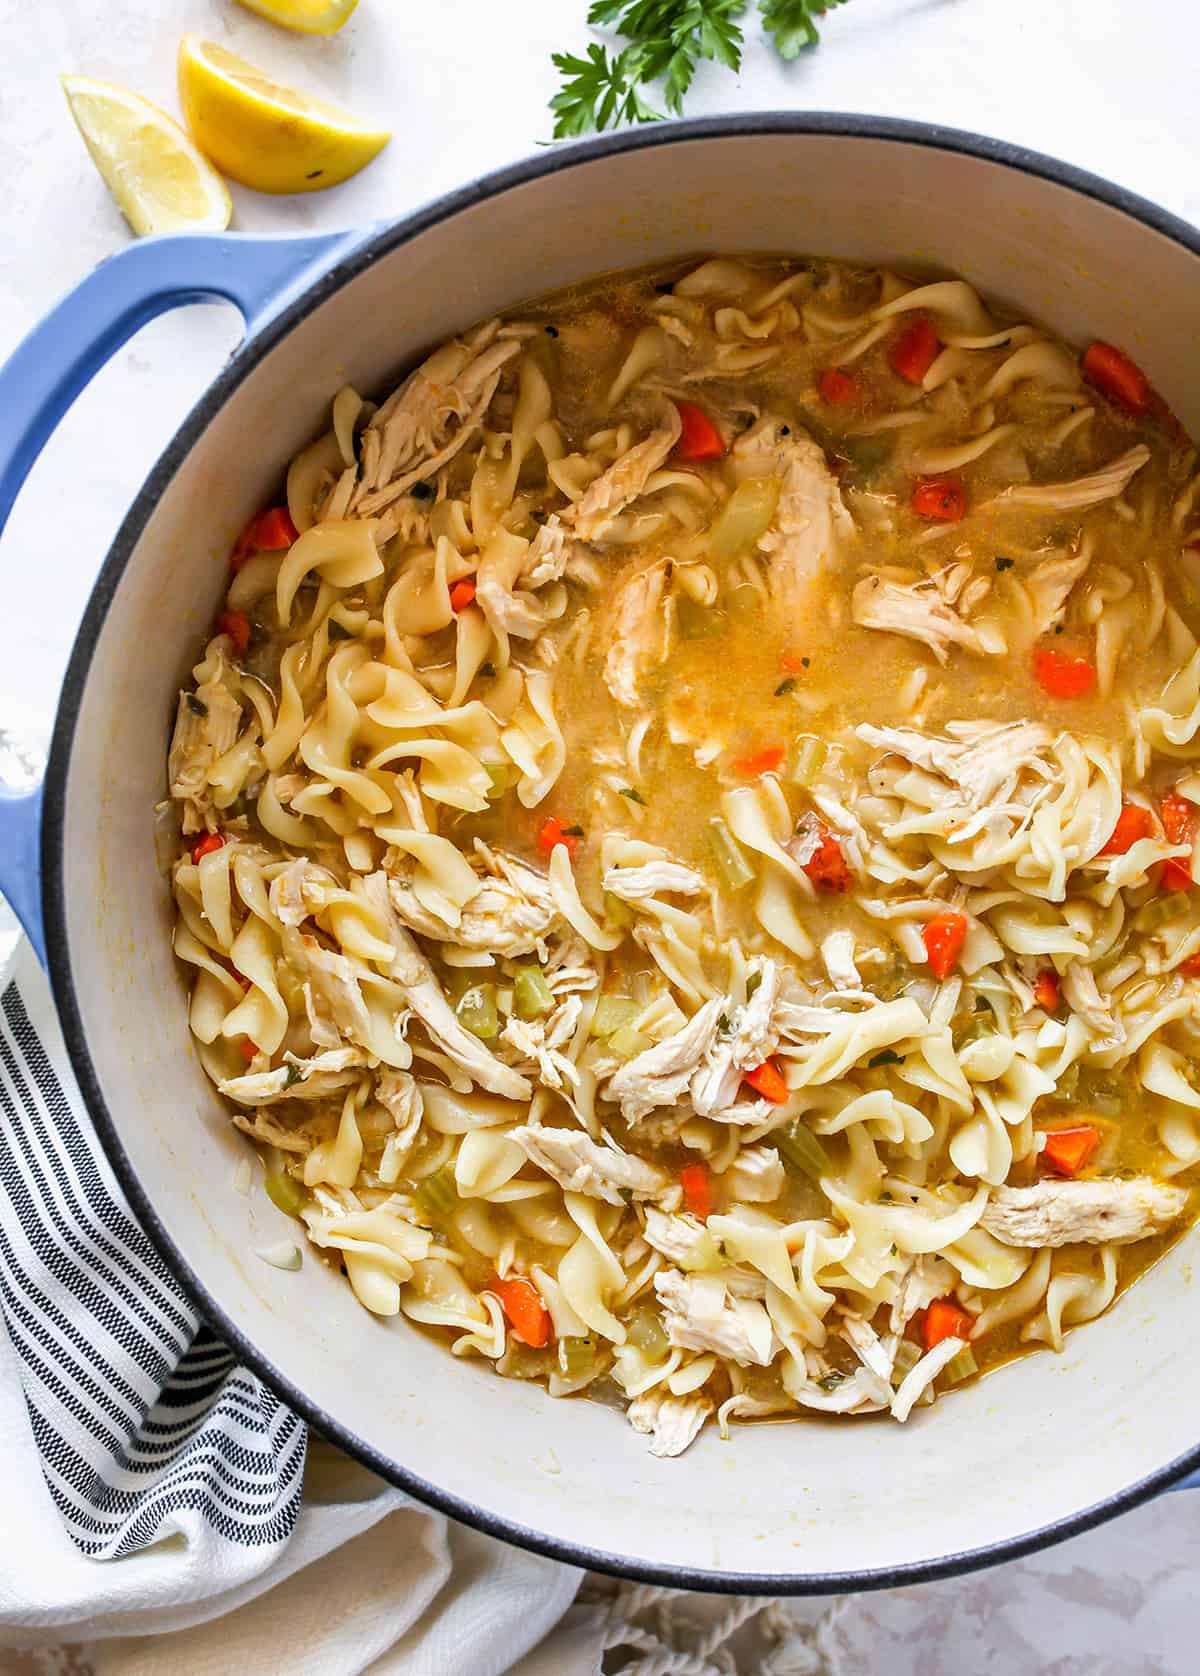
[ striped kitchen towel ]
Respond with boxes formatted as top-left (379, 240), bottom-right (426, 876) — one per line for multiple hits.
top-left (0, 958), bottom-right (306, 1561)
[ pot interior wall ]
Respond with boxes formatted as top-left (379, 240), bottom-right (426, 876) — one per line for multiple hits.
top-left (55, 129), bottom-right (1200, 1584)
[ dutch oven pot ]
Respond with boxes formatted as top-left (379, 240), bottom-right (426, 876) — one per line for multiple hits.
top-left (1, 116), bottom-right (1199, 1593)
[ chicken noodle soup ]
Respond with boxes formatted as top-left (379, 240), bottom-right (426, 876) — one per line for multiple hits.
top-left (167, 256), bottom-right (1200, 1458)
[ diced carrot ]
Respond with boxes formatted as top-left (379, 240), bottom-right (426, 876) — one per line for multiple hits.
top-left (923, 912), bottom-right (969, 980)
top-left (190, 831), bottom-right (225, 865)
top-left (215, 610), bottom-right (251, 656)
top-left (1098, 803), bottom-right (1154, 857)
top-left (911, 477), bottom-right (966, 523)
top-left (733, 743), bottom-right (785, 778)
top-left (233, 505), bottom-right (298, 563)
top-left (744, 1057), bottom-right (789, 1103)
top-left (1180, 953), bottom-right (1200, 977)
top-left (536, 816), bottom-right (578, 859)
top-left (1033, 647), bottom-right (1096, 699)
top-left (801, 829), bottom-right (853, 893)
top-left (493, 1274), bottom-right (552, 1348)
top-left (1032, 970), bottom-right (1061, 1011)
top-left (1041, 1124), bottom-right (1100, 1177)
top-left (780, 651), bottom-right (809, 675)
top-left (1161, 791), bottom-right (1194, 891)
top-left (680, 1161), bottom-right (712, 1221)
top-left (890, 317), bottom-right (940, 384)
top-left (239, 1039), bottom-right (259, 1064)
top-left (1082, 341), bottom-right (1152, 416)
top-left (672, 400), bottom-right (726, 461)
top-left (449, 577), bottom-right (477, 611)
top-left (818, 366), bottom-right (856, 405)
top-left (923, 1298), bottom-right (973, 1351)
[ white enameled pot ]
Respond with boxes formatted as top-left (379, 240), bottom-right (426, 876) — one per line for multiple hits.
top-left (2, 116), bottom-right (1199, 1593)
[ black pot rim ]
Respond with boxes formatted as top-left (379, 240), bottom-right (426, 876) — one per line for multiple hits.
top-left (38, 110), bottom-right (1200, 1596)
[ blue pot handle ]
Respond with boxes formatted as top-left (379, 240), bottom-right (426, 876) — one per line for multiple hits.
top-left (0, 228), bottom-right (362, 968)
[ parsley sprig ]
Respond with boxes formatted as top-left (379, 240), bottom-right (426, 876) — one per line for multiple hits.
top-left (550, 0), bottom-right (850, 138)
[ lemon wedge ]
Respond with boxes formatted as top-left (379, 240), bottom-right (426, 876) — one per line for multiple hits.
top-left (234, 0), bottom-right (360, 35)
top-left (62, 75), bottom-right (231, 235)
top-left (177, 36), bottom-right (389, 195)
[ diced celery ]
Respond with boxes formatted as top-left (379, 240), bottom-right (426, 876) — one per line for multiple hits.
top-left (592, 995), bottom-right (641, 1038)
top-left (603, 891), bottom-right (635, 929)
top-left (1088, 1083), bottom-right (1122, 1117)
top-left (442, 966), bottom-right (477, 1003)
top-left (414, 1162), bottom-right (459, 1219)
top-left (455, 983), bottom-right (499, 1039)
top-left (608, 1025), bottom-right (652, 1059)
top-left (626, 1304), bottom-right (669, 1360)
top-left (1135, 895), bottom-right (1182, 933)
top-left (943, 1346), bottom-right (979, 1386)
top-left (708, 815), bottom-right (754, 891)
top-left (676, 593), bottom-right (723, 640)
top-left (557, 1334), bottom-right (599, 1378)
top-left (264, 1155), bottom-right (306, 1220)
top-left (727, 584), bottom-right (762, 623)
top-left (891, 1339), bottom-right (922, 1385)
top-left (486, 763), bottom-right (517, 798)
top-left (513, 963), bottom-right (554, 1020)
top-left (708, 477), bottom-right (780, 564)
top-left (776, 1123), bottom-right (831, 1181)
top-left (789, 736), bottom-right (827, 787)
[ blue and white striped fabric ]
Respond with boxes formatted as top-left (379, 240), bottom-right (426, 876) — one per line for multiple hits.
top-left (0, 975), bottom-right (306, 1560)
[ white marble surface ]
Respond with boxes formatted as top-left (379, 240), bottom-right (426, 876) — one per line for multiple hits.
top-left (2, 0), bottom-right (1199, 1665)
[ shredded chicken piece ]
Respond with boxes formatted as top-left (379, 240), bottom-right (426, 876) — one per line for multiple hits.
top-left (731, 416), bottom-right (854, 608)
top-left (852, 573), bottom-right (988, 663)
top-left (654, 1269), bottom-right (778, 1366)
top-left (690, 959), bottom-right (781, 1118)
top-left (642, 1207), bottom-right (712, 1267)
top-left (474, 538), bottom-right (550, 639)
top-left (791, 1366), bottom-right (891, 1414)
top-left (981, 1178), bottom-right (1189, 1247)
top-left (351, 324), bottom-right (520, 515)
top-left (218, 1046), bottom-right (365, 1106)
top-left (986, 445), bottom-right (1150, 512)
top-left (511, 1123), bottom-right (667, 1205)
top-left (891, 1337), bottom-right (964, 1422)
top-left (821, 930), bottom-right (861, 992)
top-left (168, 662), bottom-right (243, 834)
top-left (889, 1256), bottom-right (956, 1333)
top-left (359, 872), bottom-right (531, 1100)
top-left (719, 1145), bottom-right (785, 1204)
top-left (602, 860), bottom-right (706, 901)
top-left (840, 1314), bottom-right (896, 1384)
top-left (270, 859), bottom-right (337, 927)
top-left (857, 718), bottom-right (1055, 811)
top-left (628, 1389), bottom-right (712, 1459)
top-left (376, 1069), bottom-right (424, 1150)
top-left (518, 513), bottom-right (586, 591)
top-left (1061, 964), bottom-right (1125, 1049)
top-left (642, 1211), bottom-right (766, 1295)
top-left (500, 997), bottom-right (582, 1090)
top-left (565, 400), bottom-right (681, 542)
top-left (281, 929), bottom-right (372, 1046)
top-left (1024, 546), bottom-right (1092, 636)
top-left (387, 848), bottom-right (557, 958)
top-left (603, 557), bottom-right (672, 709)
top-left (602, 998), bottom-right (724, 1122)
